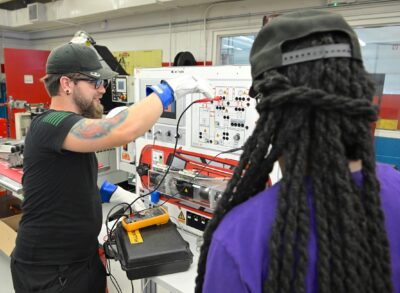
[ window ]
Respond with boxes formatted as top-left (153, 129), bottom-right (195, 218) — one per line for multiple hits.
top-left (217, 34), bottom-right (255, 65)
top-left (216, 25), bottom-right (400, 168)
top-left (217, 27), bottom-right (400, 132)
top-left (355, 25), bottom-right (400, 169)
top-left (355, 26), bottom-right (400, 130)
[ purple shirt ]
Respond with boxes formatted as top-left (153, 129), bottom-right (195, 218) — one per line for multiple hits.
top-left (203, 163), bottom-right (400, 293)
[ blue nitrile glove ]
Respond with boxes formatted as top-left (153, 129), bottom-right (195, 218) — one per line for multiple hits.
top-left (99, 180), bottom-right (117, 203)
top-left (146, 82), bottom-right (174, 109)
top-left (99, 180), bottom-right (147, 210)
top-left (147, 75), bottom-right (213, 109)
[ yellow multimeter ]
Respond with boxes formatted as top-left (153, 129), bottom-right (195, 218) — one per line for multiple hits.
top-left (122, 206), bottom-right (170, 232)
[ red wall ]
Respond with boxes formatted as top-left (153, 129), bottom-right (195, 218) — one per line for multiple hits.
top-left (378, 94), bottom-right (400, 130)
top-left (4, 48), bottom-right (51, 138)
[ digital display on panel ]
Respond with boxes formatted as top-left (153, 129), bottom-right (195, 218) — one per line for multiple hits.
top-left (116, 78), bottom-right (126, 92)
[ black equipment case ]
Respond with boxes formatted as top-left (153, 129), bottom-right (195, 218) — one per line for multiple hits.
top-left (115, 221), bottom-right (193, 280)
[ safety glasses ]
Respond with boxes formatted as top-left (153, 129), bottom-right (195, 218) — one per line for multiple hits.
top-left (73, 78), bottom-right (109, 89)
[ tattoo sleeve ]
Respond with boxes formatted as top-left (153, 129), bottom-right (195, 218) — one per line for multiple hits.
top-left (70, 110), bottom-right (128, 139)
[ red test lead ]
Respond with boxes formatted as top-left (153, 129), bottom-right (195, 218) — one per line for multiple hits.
top-left (194, 96), bottom-right (222, 103)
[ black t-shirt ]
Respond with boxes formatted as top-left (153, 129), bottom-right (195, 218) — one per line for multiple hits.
top-left (13, 110), bottom-right (102, 265)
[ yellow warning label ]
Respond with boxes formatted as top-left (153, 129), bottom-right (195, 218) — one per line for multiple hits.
top-left (127, 230), bottom-right (143, 244)
top-left (178, 211), bottom-right (186, 223)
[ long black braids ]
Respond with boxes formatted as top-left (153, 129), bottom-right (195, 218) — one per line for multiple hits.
top-left (195, 31), bottom-right (392, 293)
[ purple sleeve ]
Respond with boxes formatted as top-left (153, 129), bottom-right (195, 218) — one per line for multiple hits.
top-left (202, 238), bottom-right (249, 293)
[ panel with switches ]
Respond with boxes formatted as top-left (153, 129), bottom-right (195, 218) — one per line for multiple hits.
top-left (186, 211), bottom-right (210, 231)
top-left (191, 86), bottom-right (257, 152)
top-left (151, 124), bottom-right (186, 145)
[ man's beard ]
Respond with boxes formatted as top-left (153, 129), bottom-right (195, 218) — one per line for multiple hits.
top-left (73, 94), bottom-right (104, 119)
top-left (82, 102), bottom-right (104, 119)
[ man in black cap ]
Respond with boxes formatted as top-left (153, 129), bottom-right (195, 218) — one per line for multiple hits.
top-left (10, 42), bottom-right (212, 293)
top-left (196, 10), bottom-right (398, 293)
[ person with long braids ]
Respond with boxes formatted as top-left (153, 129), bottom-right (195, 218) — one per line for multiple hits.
top-left (195, 10), bottom-right (400, 293)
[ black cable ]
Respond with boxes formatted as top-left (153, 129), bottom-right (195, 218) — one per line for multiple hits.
top-left (155, 190), bottom-right (182, 208)
top-left (190, 146), bottom-right (243, 182)
top-left (101, 100), bottom-right (246, 293)
top-left (151, 147), bottom-right (242, 209)
top-left (105, 100), bottom-right (200, 253)
top-left (138, 144), bottom-right (153, 188)
top-left (106, 258), bottom-right (123, 293)
top-left (106, 202), bottom-right (131, 237)
top-left (108, 105), bottom-right (243, 222)
top-left (104, 202), bottom-right (132, 259)
top-left (109, 274), bottom-right (122, 293)
top-left (104, 98), bottom-right (243, 262)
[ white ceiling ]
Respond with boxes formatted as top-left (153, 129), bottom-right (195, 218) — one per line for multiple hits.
top-left (0, 0), bottom-right (230, 32)
top-left (0, 0), bottom-right (400, 34)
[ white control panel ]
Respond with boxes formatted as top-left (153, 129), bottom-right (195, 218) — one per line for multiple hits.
top-left (132, 66), bottom-right (282, 233)
top-left (191, 85), bottom-right (257, 151)
top-left (134, 66), bottom-right (257, 152)
top-left (111, 75), bottom-right (135, 104)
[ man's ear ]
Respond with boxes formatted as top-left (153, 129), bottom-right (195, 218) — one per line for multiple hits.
top-left (60, 76), bottom-right (72, 95)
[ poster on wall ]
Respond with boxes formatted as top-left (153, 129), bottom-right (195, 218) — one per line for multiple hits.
top-left (112, 50), bottom-right (162, 76)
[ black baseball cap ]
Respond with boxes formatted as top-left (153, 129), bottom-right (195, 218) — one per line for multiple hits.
top-left (249, 10), bottom-right (362, 97)
top-left (46, 42), bottom-right (118, 79)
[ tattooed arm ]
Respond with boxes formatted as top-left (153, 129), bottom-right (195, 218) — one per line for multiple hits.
top-left (62, 93), bottom-right (163, 152)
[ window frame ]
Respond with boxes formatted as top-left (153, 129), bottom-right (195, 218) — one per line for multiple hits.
top-left (212, 28), bottom-right (258, 65)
